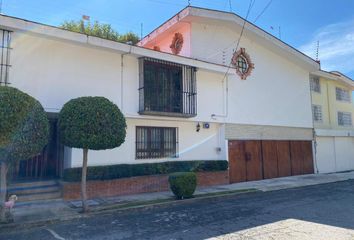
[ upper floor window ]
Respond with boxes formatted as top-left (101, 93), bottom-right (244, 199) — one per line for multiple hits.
top-left (310, 76), bottom-right (320, 93)
top-left (338, 111), bottom-right (352, 126)
top-left (136, 126), bottom-right (178, 159)
top-left (312, 105), bottom-right (322, 123)
top-left (0, 29), bottom-right (12, 86)
top-left (139, 58), bottom-right (197, 118)
top-left (336, 87), bottom-right (351, 102)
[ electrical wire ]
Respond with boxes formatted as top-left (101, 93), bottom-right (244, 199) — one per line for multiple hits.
top-left (221, 0), bottom-right (254, 82)
top-left (253, 0), bottom-right (272, 23)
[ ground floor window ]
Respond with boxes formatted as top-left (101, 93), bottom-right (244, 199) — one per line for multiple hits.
top-left (136, 126), bottom-right (178, 159)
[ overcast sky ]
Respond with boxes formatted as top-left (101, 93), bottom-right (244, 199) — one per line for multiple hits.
top-left (3, 0), bottom-right (354, 78)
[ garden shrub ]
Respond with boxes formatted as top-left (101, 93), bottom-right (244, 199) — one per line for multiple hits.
top-left (168, 172), bottom-right (197, 199)
top-left (62, 160), bottom-right (228, 182)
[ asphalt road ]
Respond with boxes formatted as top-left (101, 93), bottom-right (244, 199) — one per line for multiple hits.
top-left (2, 180), bottom-right (354, 240)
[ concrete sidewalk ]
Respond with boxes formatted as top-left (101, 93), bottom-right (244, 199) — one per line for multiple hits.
top-left (2, 171), bottom-right (354, 230)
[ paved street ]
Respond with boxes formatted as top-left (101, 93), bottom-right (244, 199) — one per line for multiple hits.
top-left (2, 180), bottom-right (354, 240)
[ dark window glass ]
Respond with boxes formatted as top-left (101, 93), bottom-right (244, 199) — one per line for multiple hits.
top-left (139, 58), bottom-right (197, 117)
top-left (136, 127), bottom-right (178, 159)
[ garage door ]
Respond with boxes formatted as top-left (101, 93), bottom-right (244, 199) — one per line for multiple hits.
top-left (316, 136), bottom-right (354, 173)
top-left (229, 140), bottom-right (314, 183)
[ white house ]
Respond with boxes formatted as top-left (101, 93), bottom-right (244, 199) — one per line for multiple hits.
top-left (1, 6), bottom-right (320, 186)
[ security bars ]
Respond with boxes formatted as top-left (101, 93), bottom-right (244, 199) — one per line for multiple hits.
top-left (139, 57), bottom-right (197, 118)
top-left (136, 126), bottom-right (178, 159)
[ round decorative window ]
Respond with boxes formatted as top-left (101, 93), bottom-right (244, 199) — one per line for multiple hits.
top-left (237, 55), bottom-right (248, 74)
top-left (231, 48), bottom-right (254, 80)
top-left (170, 33), bottom-right (184, 55)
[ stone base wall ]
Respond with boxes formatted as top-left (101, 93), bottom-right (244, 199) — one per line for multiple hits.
top-left (62, 171), bottom-right (229, 200)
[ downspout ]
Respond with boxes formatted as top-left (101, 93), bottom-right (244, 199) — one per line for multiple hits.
top-left (120, 44), bottom-right (133, 111)
top-left (211, 73), bottom-right (230, 160)
top-left (309, 75), bottom-right (319, 173)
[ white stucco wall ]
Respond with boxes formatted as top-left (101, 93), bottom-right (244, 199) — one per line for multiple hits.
top-left (70, 119), bottom-right (225, 167)
top-left (9, 31), bottom-right (227, 167)
top-left (190, 22), bottom-right (313, 128)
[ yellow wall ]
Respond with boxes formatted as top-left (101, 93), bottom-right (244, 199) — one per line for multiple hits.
top-left (311, 76), bottom-right (354, 130)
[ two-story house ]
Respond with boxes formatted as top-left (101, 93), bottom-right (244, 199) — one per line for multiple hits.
top-left (0, 6), bottom-right (320, 192)
top-left (139, 6), bottom-right (319, 183)
top-left (310, 70), bottom-right (354, 173)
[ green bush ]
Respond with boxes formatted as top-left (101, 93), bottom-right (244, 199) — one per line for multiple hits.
top-left (168, 172), bottom-right (197, 199)
top-left (0, 86), bottom-right (49, 162)
top-left (58, 96), bottom-right (126, 150)
top-left (62, 160), bottom-right (228, 182)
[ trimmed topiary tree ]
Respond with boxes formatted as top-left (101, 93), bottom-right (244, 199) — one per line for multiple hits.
top-left (0, 86), bottom-right (49, 222)
top-left (168, 172), bottom-right (197, 199)
top-left (58, 97), bottom-right (126, 212)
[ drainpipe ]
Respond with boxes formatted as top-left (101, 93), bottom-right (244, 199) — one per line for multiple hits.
top-left (309, 75), bottom-right (319, 173)
top-left (211, 73), bottom-right (229, 120)
top-left (120, 44), bottom-right (133, 111)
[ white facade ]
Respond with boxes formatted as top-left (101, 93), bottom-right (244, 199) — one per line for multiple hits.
top-left (1, 7), bottom-right (319, 168)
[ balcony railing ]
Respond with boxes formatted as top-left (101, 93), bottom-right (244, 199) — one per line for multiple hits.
top-left (138, 58), bottom-right (197, 118)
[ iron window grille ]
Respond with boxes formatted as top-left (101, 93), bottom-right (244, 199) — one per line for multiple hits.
top-left (138, 57), bottom-right (197, 118)
top-left (136, 126), bottom-right (178, 159)
top-left (338, 111), bottom-right (352, 126)
top-left (336, 87), bottom-right (351, 102)
top-left (0, 29), bottom-right (12, 86)
top-left (310, 76), bottom-right (321, 93)
top-left (237, 55), bottom-right (248, 73)
top-left (312, 105), bottom-right (322, 122)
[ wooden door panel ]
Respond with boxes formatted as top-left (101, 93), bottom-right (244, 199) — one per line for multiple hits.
top-left (290, 141), bottom-right (304, 175)
top-left (277, 141), bottom-right (292, 177)
top-left (245, 140), bottom-right (263, 181)
top-left (302, 141), bottom-right (314, 174)
top-left (228, 140), bottom-right (247, 183)
top-left (262, 141), bottom-right (278, 179)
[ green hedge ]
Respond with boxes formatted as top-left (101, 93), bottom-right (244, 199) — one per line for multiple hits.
top-left (63, 160), bottom-right (228, 182)
top-left (169, 172), bottom-right (197, 199)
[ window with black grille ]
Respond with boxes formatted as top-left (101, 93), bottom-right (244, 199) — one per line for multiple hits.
top-left (312, 104), bottom-right (322, 122)
top-left (136, 126), bottom-right (178, 159)
top-left (0, 29), bottom-right (12, 85)
top-left (139, 58), bottom-right (197, 118)
top-left (310, 76), bottom-right (320, 93)
top-left (336, 87), bottom-right (351, 102)
top-left (338, 111), bottom-right (352, 126)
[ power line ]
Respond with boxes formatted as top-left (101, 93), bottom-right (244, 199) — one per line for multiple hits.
top-left (254, 0), bottom-right (272, 23)
top-left (221, 0), bottom-right (254, 81)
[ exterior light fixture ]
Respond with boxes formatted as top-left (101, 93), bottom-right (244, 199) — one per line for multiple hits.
top-left (196, 122), bottom-right (201, 132)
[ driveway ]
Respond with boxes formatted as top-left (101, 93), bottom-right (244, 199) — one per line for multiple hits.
top-left (2, 180), bottom-right (354, 240)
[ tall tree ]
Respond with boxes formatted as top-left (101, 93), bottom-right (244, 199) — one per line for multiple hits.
top-left (0, 86), bottom-right (49, 222)
top-left (58, 97), bottom-right (126, 212)
top-left (60, 20), bottom-right (140, 44)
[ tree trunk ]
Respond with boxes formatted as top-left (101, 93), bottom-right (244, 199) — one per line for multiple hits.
top-left (81, 149), bottom-right (89, 213)
top-left (0, 162), bottom-right (8, 222)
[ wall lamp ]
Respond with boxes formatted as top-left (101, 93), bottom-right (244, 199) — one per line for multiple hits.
top-left (196, 122), bottom-right (201, 132)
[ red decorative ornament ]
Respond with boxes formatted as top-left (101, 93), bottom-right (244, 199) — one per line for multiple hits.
top-left (170, 33), bottom-right (184, 55)
top-left (153, 46), bottom-right (161, 51)
top-left (231, 48), bottom-right (254, 80)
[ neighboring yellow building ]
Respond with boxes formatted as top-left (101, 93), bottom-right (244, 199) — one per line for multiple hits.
top-left (310, 70), bottom-right (354, 173)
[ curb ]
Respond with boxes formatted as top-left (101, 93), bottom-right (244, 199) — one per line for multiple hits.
top-left (0, 188), bottom-right (258, 232)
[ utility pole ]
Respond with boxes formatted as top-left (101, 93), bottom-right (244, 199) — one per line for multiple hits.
top-left (0, 0), bottom-right (3, 14)
top-left (140, 23), bottom-right (143, 40)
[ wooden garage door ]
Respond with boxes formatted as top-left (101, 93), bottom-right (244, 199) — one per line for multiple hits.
top-left (229, 140), bottom-right (313, 183)
top-left (228, 140), bottom-right (263, 183)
